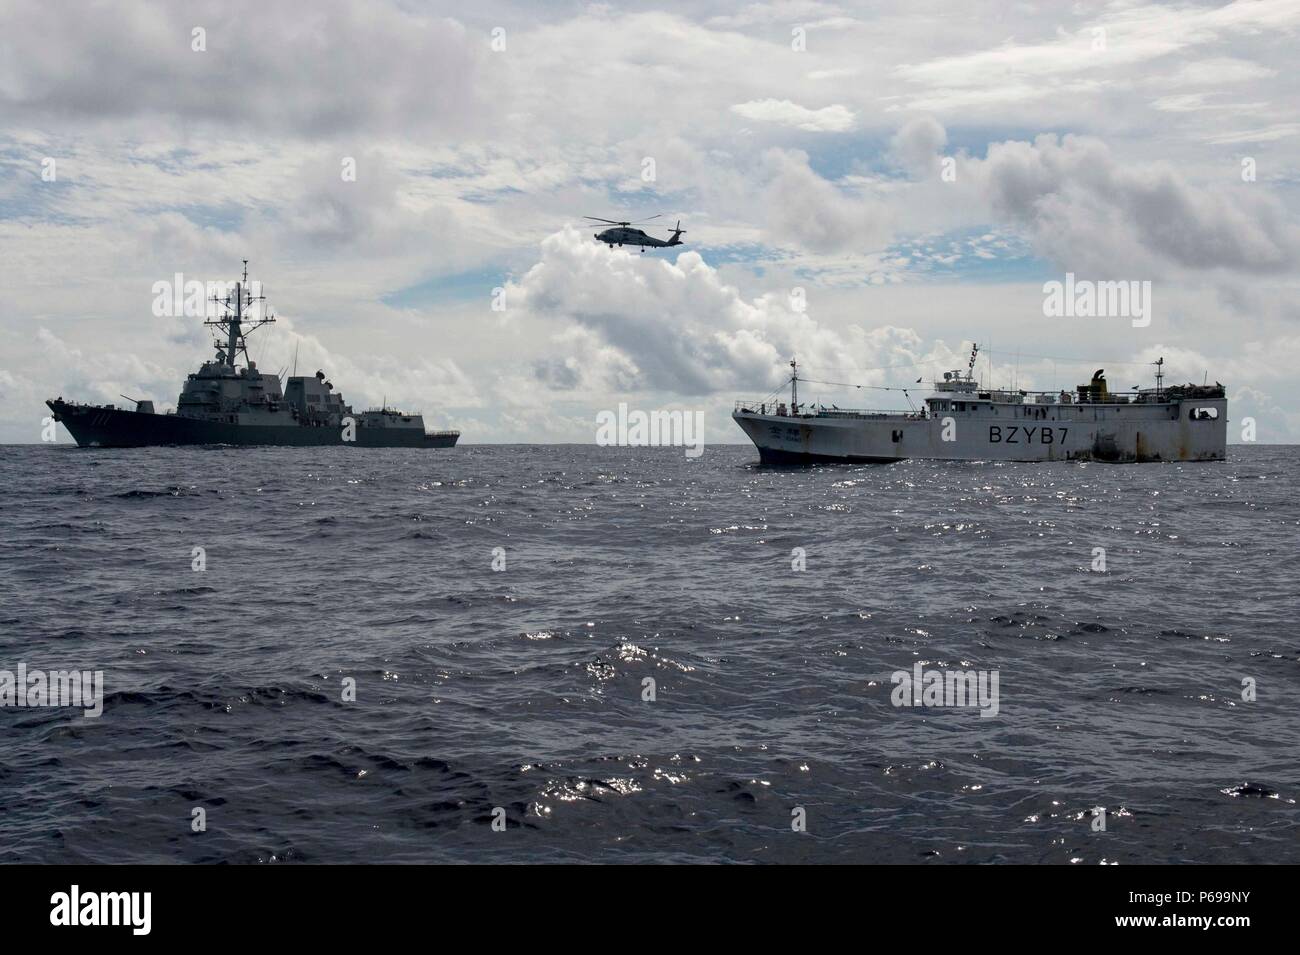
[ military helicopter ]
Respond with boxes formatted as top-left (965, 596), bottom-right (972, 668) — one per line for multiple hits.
top-left (584, 215), bottom-right (686, 250)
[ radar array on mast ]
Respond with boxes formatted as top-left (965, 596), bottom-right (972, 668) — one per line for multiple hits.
top-left (204, 259), bottom-right (276, 368)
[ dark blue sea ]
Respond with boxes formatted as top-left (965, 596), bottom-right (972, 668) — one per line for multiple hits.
top-left (1, 444), bottom-right (1296, 863)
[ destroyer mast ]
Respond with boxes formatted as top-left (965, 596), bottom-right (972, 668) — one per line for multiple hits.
top-left (205, 259), bottom-right (275, 369)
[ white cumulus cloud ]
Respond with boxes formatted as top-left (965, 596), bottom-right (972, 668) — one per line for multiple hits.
top-left (731, 99), bottom-right (856, 132)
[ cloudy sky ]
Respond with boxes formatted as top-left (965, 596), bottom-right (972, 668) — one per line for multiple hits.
top-left (3, 0), bottom-right (1298, 444)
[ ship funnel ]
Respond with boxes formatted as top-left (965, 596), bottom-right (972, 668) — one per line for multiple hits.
top-left (1079, 369), bottom-right (1109, 402)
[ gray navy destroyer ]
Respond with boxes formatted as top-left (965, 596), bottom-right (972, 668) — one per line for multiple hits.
top-left (734, 346), bottom-right (1226, 464)
top-left (47, 263), bottom-right (459, 449)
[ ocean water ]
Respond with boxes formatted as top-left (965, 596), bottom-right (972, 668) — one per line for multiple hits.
top-left (1, 443), bottom-right (1296, 864)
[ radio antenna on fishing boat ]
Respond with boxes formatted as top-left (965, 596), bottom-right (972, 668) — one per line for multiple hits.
top-left (1153, 356), bottom-right (1164, 397)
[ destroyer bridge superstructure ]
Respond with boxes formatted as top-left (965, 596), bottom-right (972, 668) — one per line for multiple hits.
top-left (47, 262), bottom-right (459, 449)
top-left (733, 352), bottom-right (1226, 464)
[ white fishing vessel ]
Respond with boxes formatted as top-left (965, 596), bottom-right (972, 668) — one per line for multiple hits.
top-left (733, 348), bottom-right (1226, 464)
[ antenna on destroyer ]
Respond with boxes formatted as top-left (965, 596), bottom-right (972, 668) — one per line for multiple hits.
top-left (204, 260), bottom-right (275, 368)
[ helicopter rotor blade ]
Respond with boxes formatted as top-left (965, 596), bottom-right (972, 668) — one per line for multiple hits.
top-left (584, 214), bottom-right (666, 225)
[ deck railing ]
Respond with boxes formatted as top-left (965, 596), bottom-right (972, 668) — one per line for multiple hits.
top-left (732, 399), bottom-right (924, 419)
